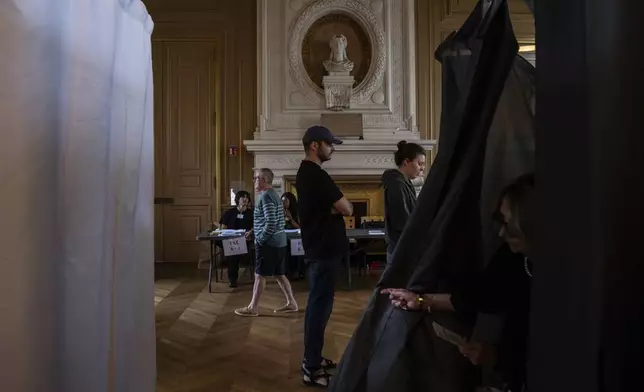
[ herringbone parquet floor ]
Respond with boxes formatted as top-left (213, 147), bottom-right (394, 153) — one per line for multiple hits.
top-left (155, 265), bottom-right (379, 392)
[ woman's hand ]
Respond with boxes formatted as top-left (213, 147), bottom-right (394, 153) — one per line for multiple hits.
top-left (245, 230), bottom-right (253, 240)
top-left (458, 342), bottom-right (497, 366)
top-left (284, 210), bottom-right (300, 228)
top-left (380, 288), bottom-right (427, 311)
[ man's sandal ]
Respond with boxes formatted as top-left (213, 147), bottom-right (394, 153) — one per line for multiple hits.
top-left (302, 365), bottom-right (332, 388)
top-left (321, 357), bottom-right (337, 370)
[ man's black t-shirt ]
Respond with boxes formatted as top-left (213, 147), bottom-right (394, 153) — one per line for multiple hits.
top-left (219, 207), bottom-right (253, 231)
top-left (296, 160), bottom-right (347, 260)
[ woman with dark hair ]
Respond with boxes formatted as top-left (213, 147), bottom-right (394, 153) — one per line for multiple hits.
top-left (215, 190), bottom-right (253, 231)
top-left (281, 192), bottom-right (300, 229)
top-left (282, 192), bottom-right (305, 279)
top-left (381, 174), bottom-right (535, 392)
top-left (381, 140), bottom-right (427, 263)
top-left (213, 190), bottom-right (254, 287)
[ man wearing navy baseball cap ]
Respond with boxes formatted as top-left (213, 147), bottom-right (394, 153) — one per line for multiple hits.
top-left (300, 125), bottom-right (343, 161)
top-left (296, 126), bottom-right (353, 387)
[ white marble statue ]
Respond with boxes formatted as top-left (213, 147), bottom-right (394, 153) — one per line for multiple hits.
top-left (323, 34), bottom-right (354, 73)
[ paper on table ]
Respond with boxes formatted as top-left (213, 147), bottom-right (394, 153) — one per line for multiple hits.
top-left (215, 229), bottom-right (246, 236)
top-left (290, 239), bottom-right (305, 256)
top-left (222, 237), bottom-right (248, 256)
top-left (368, 230), bottom-right (385, 235)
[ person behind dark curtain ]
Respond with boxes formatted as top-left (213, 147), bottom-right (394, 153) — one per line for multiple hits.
top-left (382, 174), bottom-right (535, 392)
top-left (282, 192), bottom-right (304, 279)
top-left (381, 141), bottom-right (426, 263)
top-left (213, 190), bottom-right (253, 288)
top-left (328, 2), bottom-right (522, 391)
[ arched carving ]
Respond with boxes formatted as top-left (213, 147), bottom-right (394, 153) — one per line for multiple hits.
top-left (301, 13), bottom-right (372, 90)
top-left (288, 0), bottom-right (386, 104)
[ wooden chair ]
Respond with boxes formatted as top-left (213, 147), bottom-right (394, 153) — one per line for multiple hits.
top-left (357, 216), bottom-right (387, 273)
top-left (361, 215), bottom-right (384, 226)
top-left (343, 216), bottom-right (355, 229)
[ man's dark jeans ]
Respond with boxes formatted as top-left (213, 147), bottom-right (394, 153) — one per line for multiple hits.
top-left (303, 257), bottom-right (339, 370)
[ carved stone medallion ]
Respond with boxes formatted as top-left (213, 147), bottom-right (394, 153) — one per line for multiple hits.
top-left (288, 0), bottom-right (386, 104)
top-left (302, 14), bottom-right (371, 90)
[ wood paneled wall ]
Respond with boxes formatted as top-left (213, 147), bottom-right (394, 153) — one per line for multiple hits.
top-left (146, 0), bottom-right (257, 211)
top-left (416, 0), bottom-right (535, 146)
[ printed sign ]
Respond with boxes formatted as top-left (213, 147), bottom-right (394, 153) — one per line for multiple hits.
top-left (290, 239), bottom-right (305, 256)
top-left (222, 237), bottom-right (248, 256)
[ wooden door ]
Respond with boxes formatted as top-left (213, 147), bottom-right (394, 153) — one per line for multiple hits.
top-left (154, 41), bottom-right (219, 262)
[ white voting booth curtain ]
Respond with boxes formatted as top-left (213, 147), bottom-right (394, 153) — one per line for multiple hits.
top-left (0, 1), bottom-right (155, 391)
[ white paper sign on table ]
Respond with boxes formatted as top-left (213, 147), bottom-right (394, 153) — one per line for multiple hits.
top-left (290, 239), bottom-right (305, 256)
top-left (222, 237), bottom-right (248, 256)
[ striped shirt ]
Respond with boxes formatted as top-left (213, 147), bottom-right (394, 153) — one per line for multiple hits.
top-left (253, 188), bottom-right (286, 247)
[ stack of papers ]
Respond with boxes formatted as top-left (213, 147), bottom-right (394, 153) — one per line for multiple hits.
top-left (213, 229), bottom-right (245, 236)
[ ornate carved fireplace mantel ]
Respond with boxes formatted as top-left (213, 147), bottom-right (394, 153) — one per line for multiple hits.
top-left (244, 0), bottom-right (436, 196)
top-left (244, 139), bottom-right (435, 197)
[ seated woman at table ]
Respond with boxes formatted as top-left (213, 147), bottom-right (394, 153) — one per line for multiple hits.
top-left (282, 192), bottom-right (304, 279)
top-left (381, 174), bottom-right (535, 392)
top-left (282, 192), bottom-right (300, 229)
top-left (213, 190), bottom-right (253, 287)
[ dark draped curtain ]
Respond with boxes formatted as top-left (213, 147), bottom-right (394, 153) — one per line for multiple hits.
top-left (329, 1), bottom-right (535, 391)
